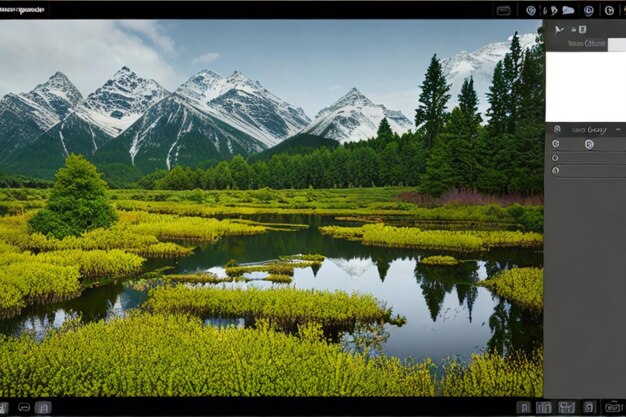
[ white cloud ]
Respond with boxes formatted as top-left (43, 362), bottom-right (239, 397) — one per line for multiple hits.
top-left (117, 20), bottom-right (176, 56)
top-left (191, 52), bottom-right (221, 65)
top-left (0, 21), bottom-right (182, 98)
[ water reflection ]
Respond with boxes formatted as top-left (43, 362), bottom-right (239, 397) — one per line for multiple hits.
top-left (414, 261), bottom-right (480, 323)
top-left (0, 214), bottom-right (543, 363)
top-left (487, 299), bottom-right (543, 355)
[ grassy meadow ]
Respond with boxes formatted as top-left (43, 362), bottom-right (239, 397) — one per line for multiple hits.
top-left (0, 186), bottom-right (544, 396)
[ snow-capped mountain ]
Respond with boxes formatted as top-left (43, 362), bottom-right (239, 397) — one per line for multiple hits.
top-left (441, 33), bottom-right (537, 116)
top-left (0, 72), bottom-right (83, 164)
top-left (23, 72), bottom-right (83, 121)
top-left (74, 66), bottom-right (170, 137)
top-left (302, 88), bottom-right (412, 143)
top-left (176, 70), bottom-right (310, 147)
top-left (93, 94), bottom-right (267, 173)
top-left (329, 257), bottom-right (376, 278)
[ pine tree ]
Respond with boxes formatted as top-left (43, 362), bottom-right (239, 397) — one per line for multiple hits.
top-left (415, 54), bottom-right (451, 150)
top-left (229, 155), bottom-right (252, 189)
top-left (458, 77), bottom-right (482, 138)
top-left (418, 135), bottom-right (454, 197)
top-left (29, 154), bottom-right (117, 239)
top-left (377, 118), bottom-right (393, 138)
top-left (511, 28), bottom-right (545, 194)
top-left (445, 77), bottom-right (482, 189)
top-left (486, 61), bottom-right (508, 135)
top-left (502, 32), bottom-right (524, 133)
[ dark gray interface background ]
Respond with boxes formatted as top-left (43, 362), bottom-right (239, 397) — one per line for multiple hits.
top-left (544, 122), bottom-right (626, 398)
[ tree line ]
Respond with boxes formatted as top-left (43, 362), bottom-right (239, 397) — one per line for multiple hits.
top-left (141, 30), bottom-right (544, 196)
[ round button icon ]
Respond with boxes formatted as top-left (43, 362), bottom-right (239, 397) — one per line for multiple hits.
top-left (526, 5), bottom-right (537, 16)
top-left (605, 5), bottom-right (615, 16)
top-left (552, 139), bottom-right (560, 148)
top-left (584, 5), bottom-right (595, 17)
top-left (552, 167), bottom-right (560, 175)
top-left (552, 154), bottom-right (559, 162)
top-left (585, 139), bottom-right (595, 150)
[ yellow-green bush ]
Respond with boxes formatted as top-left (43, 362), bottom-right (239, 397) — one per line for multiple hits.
top-left (320, 223), bottom-right (543, 252)
top-left (0, 249), bottom-right (144, 316)
top-left (420, 256), bottom-right (459, 266)
top-left (36, 250), bottom-right (145, 280)
top-left (0, 262), bottom-right (81, 309)
top-left (478, 268), bottom-right (543, 311)
top-left (225, 261), bottom-right (310, 277)
top-left (118, 211), bottom-right (266, 242)
top-left (0, 313), bottom-right (435, 396)
top-left (440, 350), bottom-right (543, 397)
top-left (0, 281), bottom-right (26, 318)
top-left (144, 286), bottom-right (396, 330)
top-left (265, 274), bottom-right (293, 283)
top-left (166, 272), bottom-right (231, 284)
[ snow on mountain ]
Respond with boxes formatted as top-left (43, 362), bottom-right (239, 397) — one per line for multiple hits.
top-left (302, 88), bottom-right (412, 143)
top-left (74, 66), bottom-right (170, 137)
top-left (0, 72), bottom-right (84, 164)
top-left (441, 33), bottom-right (537, 116)
top-left (94, 94), bottom-right (267, 173)
top-left (23, 72), bottom-right (83, 121)
top-left (329, 257), bottom-right (376, 278)
top-left (176, 70), bottom-right (310, 147)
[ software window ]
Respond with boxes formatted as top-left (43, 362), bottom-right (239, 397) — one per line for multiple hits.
top-left (0, 1), bottom-right (623, 416)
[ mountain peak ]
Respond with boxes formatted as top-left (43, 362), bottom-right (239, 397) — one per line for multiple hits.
top-left (77, 67), bottom-right (169, 137)
top-left (333, 87), bottom-right (373, 108)
top-left (228, 70), bottom-right (253, 83)
top-left (198, 69), bottom-right (222, 79)
top-left (49, 71), bottom-right (70, 82)
top-left (441, 32), bottom-right (538, 117)
top-left (113, 66), bottom-right (135, 79)
top-left (305, 89), bottom-right (411, 143)
top-left (19, 71), bottom-right (84, 121)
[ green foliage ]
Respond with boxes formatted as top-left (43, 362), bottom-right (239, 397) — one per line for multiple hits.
top-left (120, 211), bottom-right (266, 242)
top-left (0, 171), bottom-right (52, 189)
top-left (478, 267), bottom-right (543, 311)
top-left (420, 256), bottom-right (459, 266)
top-left (0, 261), bottom-right (81, 316)
top-left (111, 192), bottom-right (541, 229)
top-left (320, 223), bottom-right (543, 252)
top-left (419, 135), bottom-right (455, 197)
top-left (28, 155), bottom-right (117, 239)
top-left (165, 272), bottom-right (230, 284)
top-left (144, 286), bottom-right (399, 331)
top-left (507, 204), bottom-right (543, 232)
top-left (0, 313), bottom-right (436, 396)
top-left (377, 118), bottom-right (393, 138)
top-left (441, 349), bottom-right (543, 396)
top-left (265, 274), bottom-right (293, 283)
top-left (224, 260), bottom-right (316, 277)
top-left (415, 54), bottom-right (451, 149)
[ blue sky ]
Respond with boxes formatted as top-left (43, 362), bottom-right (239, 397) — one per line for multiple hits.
top-left (0, 20), bottom-right (539, 118)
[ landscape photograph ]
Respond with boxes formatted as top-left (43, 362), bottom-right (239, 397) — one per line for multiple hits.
top-left (0, 20), bottom-right (544, 396)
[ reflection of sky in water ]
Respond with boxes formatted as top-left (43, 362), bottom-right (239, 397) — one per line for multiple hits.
top-left (293, 258), bottom-right (498, 362)
top-left (2, 253), bottom-right (539, 362)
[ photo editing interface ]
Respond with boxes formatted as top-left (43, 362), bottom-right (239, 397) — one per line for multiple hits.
top-left (0, 2), bottom-right (623, 416)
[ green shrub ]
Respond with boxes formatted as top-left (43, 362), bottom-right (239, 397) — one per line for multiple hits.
top-left (144, 286), bottom-right (399, 330)
top-left (29, 155), bottom-right (117, 239)
top-left (0, 313), bottom-right (435, 396)
top-left (478, 267), bottom-right (543, 311)
top-left (421, 256), bottom-right (459, 266)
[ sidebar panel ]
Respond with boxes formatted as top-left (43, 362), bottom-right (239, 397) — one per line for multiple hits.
top-left (544, 122), bottom-right (626, 397)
